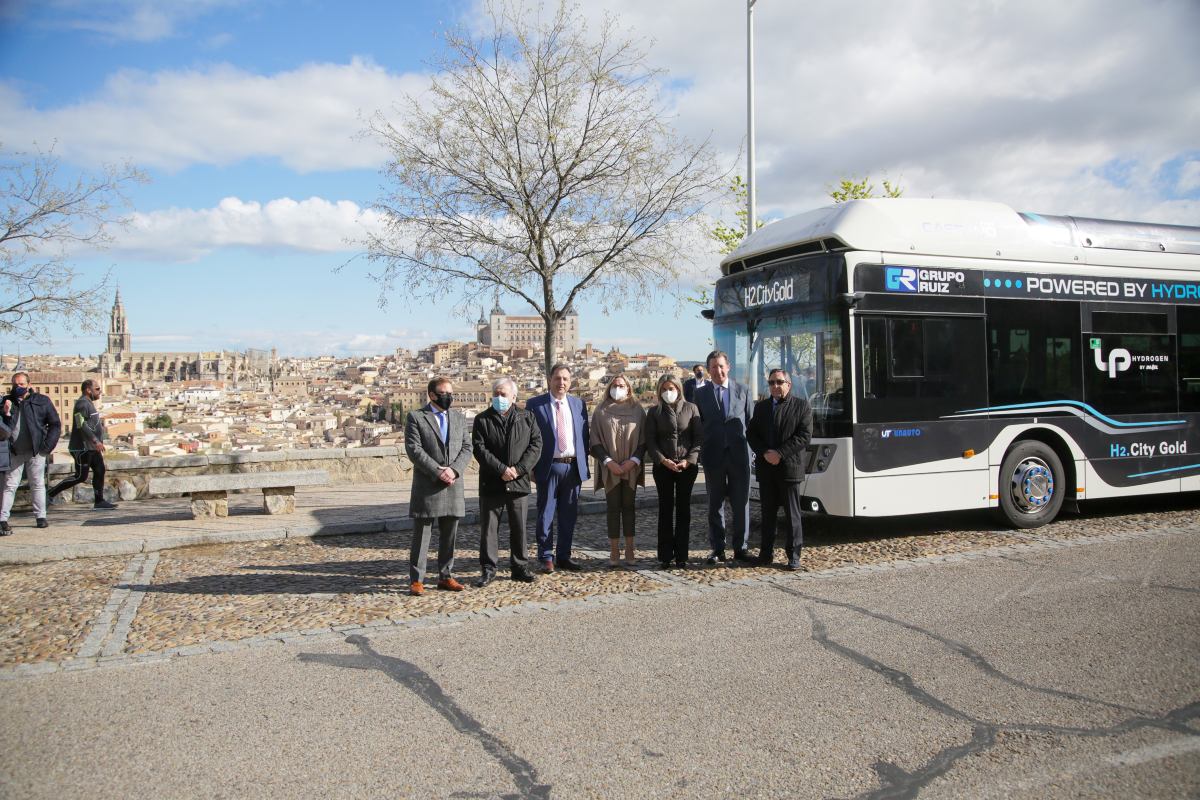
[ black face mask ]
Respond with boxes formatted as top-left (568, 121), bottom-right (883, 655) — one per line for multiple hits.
top-left (433, 392), bottom-right (453, 411)
top-left (11, 386), bottom-right (28, 399)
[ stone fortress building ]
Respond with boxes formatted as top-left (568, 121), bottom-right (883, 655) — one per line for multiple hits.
top-left (98, 290), bottom-right (270, 384)
top-left (475, 293), bottom-right (579, 353)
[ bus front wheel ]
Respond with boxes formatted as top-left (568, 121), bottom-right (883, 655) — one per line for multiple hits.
top-left (998, 441), bottom-right (1064, 529)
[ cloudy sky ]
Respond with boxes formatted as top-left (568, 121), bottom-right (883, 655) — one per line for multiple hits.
top-left (2, 0), bottom-right (1197, 358)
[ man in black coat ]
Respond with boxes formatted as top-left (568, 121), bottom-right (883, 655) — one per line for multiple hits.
top-left (471, 377), bottom-right (542, 586)
top-left (682, 364), bottom-right (707, 404)
top-left (747, 368), bottom-right (813, 570)
top-left (0, 371), bottom-right (62, 532)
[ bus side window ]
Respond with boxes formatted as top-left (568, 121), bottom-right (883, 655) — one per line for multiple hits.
top-left (987, 299), bottom-right (1082, 406)
top-left (1177, 307), bottom-right (1200, 412)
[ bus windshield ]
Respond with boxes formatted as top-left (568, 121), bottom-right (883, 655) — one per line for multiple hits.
top-left (713, 305), bottom-right (848, 437)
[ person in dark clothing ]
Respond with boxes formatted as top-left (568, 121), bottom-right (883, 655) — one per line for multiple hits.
top-left (471, 377), bottom-right (542, 586)
top-left (49, 379), bottom-right (117, 509)
top-left (682, 364), bottom-right (707, 404)
top-left (0, 372), bottom-right (61, 532)
top-left (746, 368), bottom-right (813, 570)
top-left (645, 374), bottom-right (703, 568)
top-left (0, 418), bottom-right (11, 535)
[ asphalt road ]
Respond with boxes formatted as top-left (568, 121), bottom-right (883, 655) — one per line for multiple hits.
top-left (1, 529), bottom-right (1197, 799)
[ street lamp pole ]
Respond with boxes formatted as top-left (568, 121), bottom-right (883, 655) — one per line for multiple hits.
top-left (746, 0), bottom-right (757, 238)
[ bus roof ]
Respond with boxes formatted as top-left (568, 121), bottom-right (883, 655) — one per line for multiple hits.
top-left (719, 199), bottom-right (1200, 276)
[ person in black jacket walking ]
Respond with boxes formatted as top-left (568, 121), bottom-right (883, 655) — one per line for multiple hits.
top-left (48, 379), bottom-right (118, 509)
top-left (0, 372), bottom-right (61, 532)
top-left (747, 369), bottom-right (813, 570)
top-left (471, 377), bottom-right (542, 587)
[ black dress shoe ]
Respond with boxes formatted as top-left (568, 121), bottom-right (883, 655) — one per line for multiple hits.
top-left (0, 521), bottom-right (11, 536)
top-left (660, 561), bottom-right (672, 570)
top-left (511, 570), bottom-right (536, 583)
top-left (474, 572), bottom-right (496, 588)
top-left (787, 559), bottom-right (802, 571)
top-left (675, 560), bottom-right (687, 568)
top-left (733, 549), bottom-right (752, 562)
top-left (36, 518), bottom-right (48, 529)
top-left (557, 559), bottom-right (583, 571)
top-left (94, 500), bottom-right (118, 510)
top-left (757, 556), bottom-right (774, 567)
top-left (704, 550), bottom-right (726, 565)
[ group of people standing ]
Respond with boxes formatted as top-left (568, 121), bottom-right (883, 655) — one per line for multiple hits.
top-left (403, 351), bottom-right (813, 595)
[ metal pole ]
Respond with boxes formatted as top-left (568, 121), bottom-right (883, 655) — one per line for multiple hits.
top-left (746, 0), bottom-right (757, 238)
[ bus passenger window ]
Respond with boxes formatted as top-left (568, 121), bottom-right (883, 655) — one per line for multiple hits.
top-left (1177, 307), bottom-right (1200, 412)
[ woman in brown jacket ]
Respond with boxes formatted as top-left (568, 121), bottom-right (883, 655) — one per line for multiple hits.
top-left (591, 373), bottom-right (646, 566)
top-left (645, 374), bottom-right (703, 568)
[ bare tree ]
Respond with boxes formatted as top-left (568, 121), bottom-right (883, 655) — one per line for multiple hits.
top-left (1, 145), bottom-right (146, 342)
top-left (360, 0), bottom-right (722, 377)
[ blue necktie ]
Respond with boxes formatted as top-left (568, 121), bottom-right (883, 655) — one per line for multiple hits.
top-left (437, 411), bottom-right (447, 445)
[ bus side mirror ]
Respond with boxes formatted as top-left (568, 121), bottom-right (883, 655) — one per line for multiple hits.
top-left (840, 293), bottom-right (864, 308)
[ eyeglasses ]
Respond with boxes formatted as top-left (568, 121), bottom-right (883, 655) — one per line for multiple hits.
top-left (767, 380), bottom-right (789, 386)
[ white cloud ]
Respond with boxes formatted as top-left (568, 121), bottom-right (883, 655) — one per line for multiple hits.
top-left (32, 0), bottom-right (244, 43)
top-left (0, 58), bottom-right (426, 171)
top-left (568, 0), bottom-right (1200, 223)
top-left (106, 196), bottom-right (386, 261)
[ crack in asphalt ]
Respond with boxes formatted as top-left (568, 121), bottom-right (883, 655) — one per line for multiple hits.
top-left (772, 584), bottom-right (1200, 800)
top-left (298, 635), bottom-right (551, 800)
top-left (995, 553), bottom-right (1200, 596)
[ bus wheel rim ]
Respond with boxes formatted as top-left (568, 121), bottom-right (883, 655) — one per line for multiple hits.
top-left (1010, 457), bottom-right (1054, 514)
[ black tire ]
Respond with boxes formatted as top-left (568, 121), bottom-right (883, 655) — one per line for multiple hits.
top-left (998, 440), bottom-right (1065, 529)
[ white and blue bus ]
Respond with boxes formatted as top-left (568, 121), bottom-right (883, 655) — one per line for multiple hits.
top-left (710, 199), bottom-right (1200, 527)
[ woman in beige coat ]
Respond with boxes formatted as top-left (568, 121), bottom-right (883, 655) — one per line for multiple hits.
top-left (590, 374), bottom-right (646, 566)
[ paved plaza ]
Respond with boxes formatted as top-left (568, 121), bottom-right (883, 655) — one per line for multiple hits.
top-left (0, 489), bottom-right (1197, 797)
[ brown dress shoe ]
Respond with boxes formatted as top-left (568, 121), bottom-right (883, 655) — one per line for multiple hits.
top-left (542, 559), bottom-right (554, 573)
top-left (437, 577), bottom-right (465, 591)
top-left (409, 581), bottom-right (425, 596)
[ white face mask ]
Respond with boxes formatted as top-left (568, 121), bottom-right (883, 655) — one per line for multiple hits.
top-left (609, 386), bottom-right (628, 402)
top-left (661, 390), bottom-right (679, 404)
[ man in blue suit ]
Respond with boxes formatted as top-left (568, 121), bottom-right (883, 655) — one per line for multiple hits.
top-left (526, 363), bottom-right (590, 572)
top-left (693, 350), bottom-right (754, 564)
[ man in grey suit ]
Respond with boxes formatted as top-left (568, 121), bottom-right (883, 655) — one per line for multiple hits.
top-left (693, 350), bottom-right (754, 564)
top-left (405, 376), bottom-right (473, 595)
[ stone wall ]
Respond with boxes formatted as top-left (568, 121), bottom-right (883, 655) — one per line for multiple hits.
top-left (38, 447), bottom-right (465, 505)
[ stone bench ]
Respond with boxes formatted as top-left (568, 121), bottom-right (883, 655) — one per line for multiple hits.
top-left (147, 470), bottom-right (331, 518)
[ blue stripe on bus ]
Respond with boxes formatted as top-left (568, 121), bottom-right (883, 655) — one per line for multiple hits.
top-left (954, 400), bottom-right (1186, 428)
top-left (1126, 463), bottom-right (1200, 478)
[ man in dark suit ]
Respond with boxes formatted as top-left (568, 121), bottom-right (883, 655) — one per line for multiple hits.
top-left (404, 376), bottom-right (473, 595)
top-left (526, 363), bottom-right (590, 572)
top-left (682, 364), bottom-right (707, 404)
top-left (472, 376), bottom-right (542, 586)
top-left (747, 369), bottom-right (813, 570)
top-left (693, 350), bottom-right (753, 564)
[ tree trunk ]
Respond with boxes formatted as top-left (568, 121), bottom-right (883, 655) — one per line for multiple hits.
top-left (542, 308), bottom-right (559, 381)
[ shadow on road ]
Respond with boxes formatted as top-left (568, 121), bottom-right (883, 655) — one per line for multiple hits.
top-left (299, 634), bottom-right (552, 800)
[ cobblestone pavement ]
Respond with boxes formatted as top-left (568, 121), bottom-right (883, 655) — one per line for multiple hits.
top-left (1, 494), bottom-right (1197, 674)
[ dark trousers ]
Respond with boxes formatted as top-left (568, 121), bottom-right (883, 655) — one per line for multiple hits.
top-left (535, 461), bottom-right (581, 563)
top-left (409, 516), bottom-right (459, 584)
top-left (479, 492), bottom-right (530, 575)
top-left (653, 463), bottom-right (697, 563)
top-left (704, 453), bottom-right (751, 553)
top-left (49, 450), bottom-right (105, 502)
top-left (758, 471), bottom-right (804, 560)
